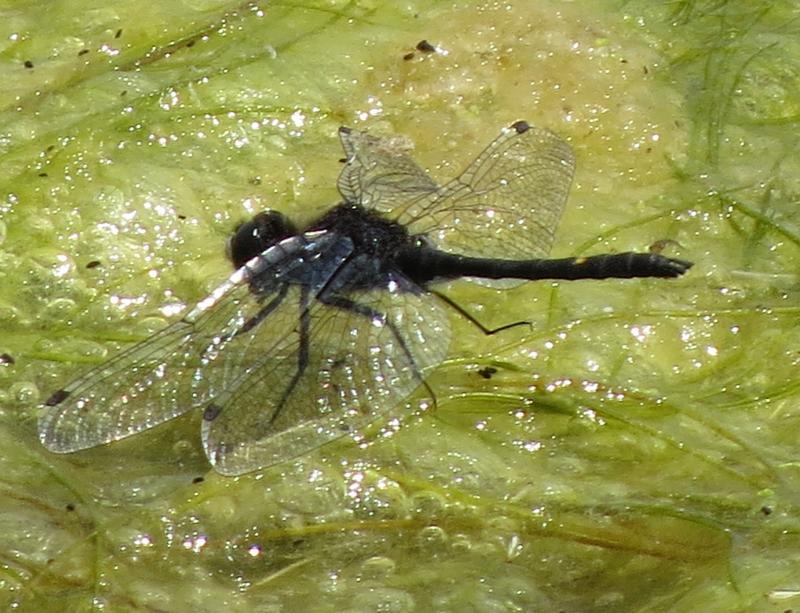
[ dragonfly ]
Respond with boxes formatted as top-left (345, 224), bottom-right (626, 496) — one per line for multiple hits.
top-left (39, 121), bottom-right (692, 475)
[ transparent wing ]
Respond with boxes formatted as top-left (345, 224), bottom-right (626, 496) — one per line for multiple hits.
top-left (337, 127), bottom-right (440, 211)
top-left (38, 232), bottom-right (351, 454)
top-left (402, 122), bottom-right (575, 260)
top-left (39, 320), bottom-right (199, 453)
top-left (337, 122), bottom-right (575, 261)
top-left (201, 263), bottom-right (451, 476)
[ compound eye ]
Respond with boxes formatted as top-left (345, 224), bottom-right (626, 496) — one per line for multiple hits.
top-left (227, 210), bottom-right (298, 269)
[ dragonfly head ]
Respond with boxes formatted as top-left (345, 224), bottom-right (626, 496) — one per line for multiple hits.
top-left (227, 210), bottom-right (298, 269)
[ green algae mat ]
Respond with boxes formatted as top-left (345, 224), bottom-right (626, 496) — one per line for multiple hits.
top-left (1, 1), bottom-right (799, 610)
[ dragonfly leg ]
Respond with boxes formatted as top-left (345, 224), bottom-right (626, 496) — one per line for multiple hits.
top-left (430, 290), bottom-right (532, 336)
top-left (204, 284), bottom-right (310, 428)
top-left (318, 293), bottom-right (437, 408)
top-left (267, 284), bottom-right (311, 425)
top-left (235, 282), bottom-right (289, 337)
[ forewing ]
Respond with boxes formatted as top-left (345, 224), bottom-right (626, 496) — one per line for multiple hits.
top-left (201, 267), bottom-right (450, 476)
top-left (398, 122), bottom-right (575, 261)
top-left (39, 320), bottom-right (201, 453)
top-left (337, 127), bottom-right (440, 210)
top-left (38, 233), bottom-right (347, 454)
top-left (189, 232), bottom-right (353, 413)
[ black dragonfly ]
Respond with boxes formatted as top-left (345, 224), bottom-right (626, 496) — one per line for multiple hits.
top-left (40, 121), bottom-right (692, 475)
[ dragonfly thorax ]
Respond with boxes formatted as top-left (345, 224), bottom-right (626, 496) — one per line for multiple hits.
top-left (307, 202), bottom-right (415, 261)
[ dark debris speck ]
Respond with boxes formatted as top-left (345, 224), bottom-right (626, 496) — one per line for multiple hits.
top-left (477, 366), bottom-right (497, 379)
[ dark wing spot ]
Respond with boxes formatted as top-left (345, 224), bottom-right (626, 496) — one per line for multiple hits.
top-left (203, 403), bottom-right (222, 421)
top-left (192, 476), bottom-right (205, 484)
top-left (416, 40), bottom-right (435, 53)
top-left (511, 120), bottom-right (530, 134)
top-left (0, 353), bottom-right (15, 365)
top-left (45, 389), bottom-right (70, 406)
